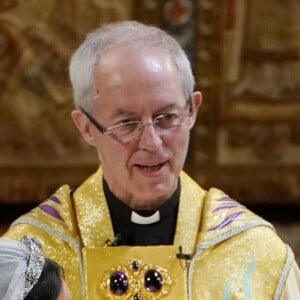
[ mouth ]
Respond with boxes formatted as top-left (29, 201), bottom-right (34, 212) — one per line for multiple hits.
top-left (135, 162), bottom-right (165, 171)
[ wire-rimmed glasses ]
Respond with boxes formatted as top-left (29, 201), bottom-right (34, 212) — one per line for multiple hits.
top-left (80, 102), bottom-right (192, 144)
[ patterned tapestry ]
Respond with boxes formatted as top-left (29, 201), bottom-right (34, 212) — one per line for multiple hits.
top-left (1, 0), bottom-right (299, 204)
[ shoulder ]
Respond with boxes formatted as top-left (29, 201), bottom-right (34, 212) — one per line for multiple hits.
top-left (3, 184), bottom-right (76, 240)
top-left (198, 187), bottom-right (291, 279)
top-left (199, 187), bottom-right (274, 239)
top-left (4, 167), bottom-right (103, 242)
top-left (190, 187), bottom-right (293, 298)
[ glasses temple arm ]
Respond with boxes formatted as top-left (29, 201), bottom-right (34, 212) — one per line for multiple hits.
top-left (79, 107), bottom-right (106, 134)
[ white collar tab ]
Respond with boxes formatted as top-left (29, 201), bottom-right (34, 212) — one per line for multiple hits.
top-left (130, 210), bottom-right (160, 225)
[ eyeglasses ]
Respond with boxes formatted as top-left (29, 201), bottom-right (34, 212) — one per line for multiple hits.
top-left (80, 102), bottom-right (192, 144)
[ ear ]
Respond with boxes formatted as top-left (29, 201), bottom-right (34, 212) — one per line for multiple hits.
top-left (189, 91), bottom-right (202, 129)
top-left (71, 109), bottom-right (97, 147)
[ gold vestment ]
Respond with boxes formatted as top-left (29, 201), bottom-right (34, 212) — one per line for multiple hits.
top-left (4, 168), bottom-right (292, 299)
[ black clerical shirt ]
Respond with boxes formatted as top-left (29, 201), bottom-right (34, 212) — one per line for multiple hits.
top-left (103, 179), bottom-right (180, 246)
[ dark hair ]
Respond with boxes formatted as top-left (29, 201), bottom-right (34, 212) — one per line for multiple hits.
top-left (25, 258), bottom-right (63, 300)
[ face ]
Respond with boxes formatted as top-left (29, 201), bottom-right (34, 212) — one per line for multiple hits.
top-left (57, 279), bottom-right (71, 300)
top-left (72, 46), bottom-right (201, 210)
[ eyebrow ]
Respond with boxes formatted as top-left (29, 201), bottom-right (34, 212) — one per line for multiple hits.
top-left (110, 103), bottom-right (180, 118)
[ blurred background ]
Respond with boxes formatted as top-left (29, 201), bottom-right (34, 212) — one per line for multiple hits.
top-left (0, 0), bottom-right (299, 262)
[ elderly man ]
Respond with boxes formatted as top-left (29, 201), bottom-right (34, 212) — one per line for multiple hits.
top-left (3, 21), bottom-right (300, 299)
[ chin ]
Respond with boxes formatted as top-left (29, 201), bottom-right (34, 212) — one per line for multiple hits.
top-left (132, 187), bottom-right (174, 210)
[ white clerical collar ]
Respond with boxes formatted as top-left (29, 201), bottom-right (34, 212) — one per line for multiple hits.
top-left (130, 210), bottom-right (160, 225)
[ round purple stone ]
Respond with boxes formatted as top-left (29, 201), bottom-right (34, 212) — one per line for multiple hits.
top-left (144, 269), bottom-right (163, 292)
top-left (109, 271), bottom-right (128, 295)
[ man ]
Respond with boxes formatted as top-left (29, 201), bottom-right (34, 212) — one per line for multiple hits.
top-left (3, 21), bottom-right (300, 299)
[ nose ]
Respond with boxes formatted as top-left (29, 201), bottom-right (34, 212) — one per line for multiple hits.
top-left (138, 122), bottom-right (162, 151)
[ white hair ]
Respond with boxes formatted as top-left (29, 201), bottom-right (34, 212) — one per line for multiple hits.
top-left (69, 21), bottom-right (195, 113)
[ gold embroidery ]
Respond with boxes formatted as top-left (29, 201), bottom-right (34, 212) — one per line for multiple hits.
top-left (99, 260), bottom-right (173, 299)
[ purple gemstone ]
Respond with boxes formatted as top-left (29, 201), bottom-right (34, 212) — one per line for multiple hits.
top-left (109, 271), bottom-right (128, 295)
top-left (133, 293), bottom-right (142, 300)
top-left (131, 260), bottom-right (140, 271)
top-left (144, 269), bottom-right (163, 292)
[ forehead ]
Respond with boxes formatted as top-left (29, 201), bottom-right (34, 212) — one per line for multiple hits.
top-left (92, 46), bottom-right (185, 111)
top-left (57, 280), bottom-right (71, 300)
top-left (95, 45), bottom-right (180, 86)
